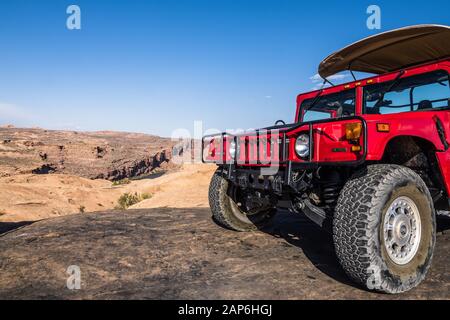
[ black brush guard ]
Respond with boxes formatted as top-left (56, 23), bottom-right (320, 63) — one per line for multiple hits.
top-left (202, 116), bottom-right (368, 189)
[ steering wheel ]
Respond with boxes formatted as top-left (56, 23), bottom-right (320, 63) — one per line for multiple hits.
top-left (275, 120), bottom-right (286, 126)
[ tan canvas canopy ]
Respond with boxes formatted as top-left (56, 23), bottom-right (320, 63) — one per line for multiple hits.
top-left (318, 24), bottom-right (450, 79)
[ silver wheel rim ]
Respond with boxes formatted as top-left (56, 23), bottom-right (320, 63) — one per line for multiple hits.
top-left (383, 196), bottom-right (422, 265)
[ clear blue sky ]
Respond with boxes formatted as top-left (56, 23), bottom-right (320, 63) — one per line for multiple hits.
top-left (0, 0), bottom-right (449, 136)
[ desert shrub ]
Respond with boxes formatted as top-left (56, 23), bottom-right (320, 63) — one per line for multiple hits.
top-left (116, 192), bottom-right (152, 209)
top-left (141, 193), bottom-right (152, 200)
top-left (112, 178), bottom-right (131, 186)
top-left (79, 205), bottom-right (86, 213)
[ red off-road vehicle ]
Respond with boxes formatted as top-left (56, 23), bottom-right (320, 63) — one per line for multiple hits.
top-left (203, 25), bottom-right (450, 293)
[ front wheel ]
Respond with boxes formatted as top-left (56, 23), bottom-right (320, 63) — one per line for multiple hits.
top-left (333, 164), bottom-right (436, 293)
top-left (208, 169), bottom-right (275, 232)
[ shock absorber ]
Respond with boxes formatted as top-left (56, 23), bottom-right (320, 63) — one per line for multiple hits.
top-left (316, 168), bottom-right (343, 207)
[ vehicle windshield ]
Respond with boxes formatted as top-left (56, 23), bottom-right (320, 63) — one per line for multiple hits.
top-left (300, 89), bottom-right (356, 122)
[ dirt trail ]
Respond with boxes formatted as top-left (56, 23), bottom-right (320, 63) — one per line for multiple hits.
top-left (129, 164), bottom-right (215, 209)
top-left (0, 208), bottom-right (448, 299)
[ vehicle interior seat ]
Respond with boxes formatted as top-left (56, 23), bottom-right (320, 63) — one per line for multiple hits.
top-left (417, 100), bottom-right (432, 110)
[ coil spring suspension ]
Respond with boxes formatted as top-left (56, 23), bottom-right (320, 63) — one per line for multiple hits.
top-left (322, 183), bottom-right (340, 206)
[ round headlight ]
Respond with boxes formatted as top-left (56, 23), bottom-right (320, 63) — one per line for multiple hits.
top-left (295, 134), bottom-right (310, 158)
top-left (229, 140), bottom-right (237, 159)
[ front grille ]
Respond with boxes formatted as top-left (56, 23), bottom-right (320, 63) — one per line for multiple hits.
top-left (234, 132), bottom-right (286, 165)
top-left (202, 127), bottom-right (294, 165)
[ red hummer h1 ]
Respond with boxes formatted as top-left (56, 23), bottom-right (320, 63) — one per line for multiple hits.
top-left (203, 25), bottom-right (450, 293)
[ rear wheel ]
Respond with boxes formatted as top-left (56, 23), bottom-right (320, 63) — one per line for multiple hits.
top-left (333, 164), bottom-right (436, 293)
top-left (209, 169), bottom-right (275, 231)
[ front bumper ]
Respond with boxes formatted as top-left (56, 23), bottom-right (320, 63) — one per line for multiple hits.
top-left (222, 165), bottom-right (286, 193)
top-left (219, 163), bottom-right (308, 194)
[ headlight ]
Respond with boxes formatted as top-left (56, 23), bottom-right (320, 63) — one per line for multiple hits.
top-left (295, 134), bottom-right (310, 158)
top-left (229, 140), bottom-right (237, 159)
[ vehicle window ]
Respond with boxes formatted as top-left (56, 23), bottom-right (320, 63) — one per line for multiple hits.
top-left (413, 80), bottom-right (449, 109)
top-left (364, 70), bottom-right (450, 115)
top-left (302, 110), bottom-right (331, 122)
top-left (300, 89), bottom-right (356, 122)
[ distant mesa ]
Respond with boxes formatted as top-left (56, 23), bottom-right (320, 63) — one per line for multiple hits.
top-left (0, 126), bottom-right (179, 181)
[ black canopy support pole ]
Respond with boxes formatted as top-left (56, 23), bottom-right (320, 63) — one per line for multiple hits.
top-left (349, 61), bottom-right (357, 81)
top-left (322, 77), bottom-right (335, 87)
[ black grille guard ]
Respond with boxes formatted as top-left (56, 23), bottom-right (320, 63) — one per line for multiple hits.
top-left (202, 116), bottom-right (368, 168)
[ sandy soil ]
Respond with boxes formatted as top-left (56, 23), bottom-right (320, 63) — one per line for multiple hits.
top-left (0, 174), bottom-right (120, 222)
top-left (0, 164), bottom-right (216, 222)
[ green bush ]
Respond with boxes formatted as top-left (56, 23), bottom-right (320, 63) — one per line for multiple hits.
top-left (116, 192), bottom-right (152, 209)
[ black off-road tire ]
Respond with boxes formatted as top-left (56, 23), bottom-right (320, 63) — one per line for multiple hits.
top-left (333, 164), bottom-right (436, 293)
top-left (209, 169), bottom-right (275, 232)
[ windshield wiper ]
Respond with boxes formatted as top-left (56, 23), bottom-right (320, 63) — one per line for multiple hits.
top-left (302, 89), bottom-right (324, 114)
top-left (373, 70), bottom-right (405, 108)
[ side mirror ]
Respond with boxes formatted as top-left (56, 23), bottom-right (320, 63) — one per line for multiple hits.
top-left (275, 120), bottom-right (286, 126)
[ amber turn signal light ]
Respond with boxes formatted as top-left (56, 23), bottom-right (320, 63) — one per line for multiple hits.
top-left (351, 145), bottom-right (361, 152)
top-left (377, 123), bottom-right (390, 132)
top-left (345, 123), bottom-right (362, 140)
